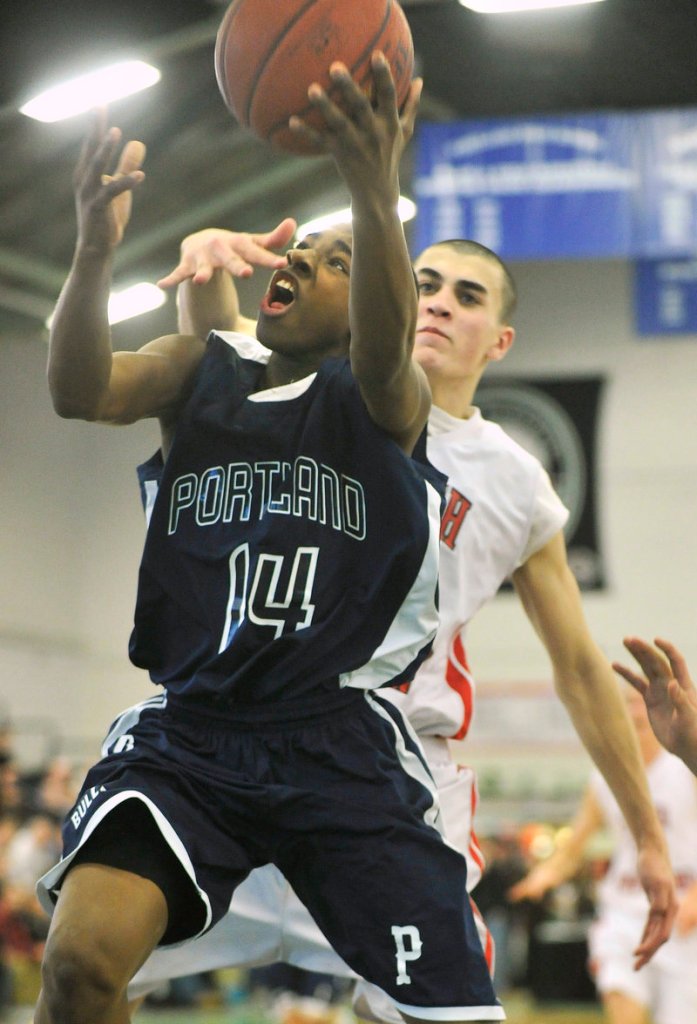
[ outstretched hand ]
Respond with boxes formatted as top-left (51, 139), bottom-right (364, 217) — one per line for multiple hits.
top-left (614, 637), bottom-right (697, 772)
top-left (288, 52), bottom-right (422, 205)
top-left (73, 108), bottom-right (145, 252)
top-left (158, 219), bottom-right (297, 289)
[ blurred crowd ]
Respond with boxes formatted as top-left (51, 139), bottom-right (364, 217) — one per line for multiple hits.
top-left (0, 715), bottom-right (78, 1012)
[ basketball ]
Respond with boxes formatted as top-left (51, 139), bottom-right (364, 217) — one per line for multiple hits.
top-left (214, 0), bottom-right (414, 155)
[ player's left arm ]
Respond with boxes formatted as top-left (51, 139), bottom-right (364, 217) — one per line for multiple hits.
top-left (291, 55), bottom-right (430, 453)
top-left (512, 530), bottom-right (677, 967)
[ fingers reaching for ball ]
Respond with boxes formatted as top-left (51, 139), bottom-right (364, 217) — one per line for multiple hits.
top-left (288, 52), bottom-right (420, 204)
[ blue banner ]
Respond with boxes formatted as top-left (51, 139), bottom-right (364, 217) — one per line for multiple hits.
top-left (632, 109), bottom-right (697, 257)
top-left (634, 259), bottom-right (697, 336)
top-left (414, 114), bottom-right (638, 260)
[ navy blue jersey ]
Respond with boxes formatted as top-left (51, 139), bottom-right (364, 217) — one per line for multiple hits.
top-left (130, 333), bottom-right (442, 706)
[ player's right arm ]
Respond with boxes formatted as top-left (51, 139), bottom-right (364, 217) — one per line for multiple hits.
top-left (508, 787), bottom-right (604, 903)
top-left (47, 112), bottom-right (206, 426)
top-left (513, 530), bottom-right (677, 966)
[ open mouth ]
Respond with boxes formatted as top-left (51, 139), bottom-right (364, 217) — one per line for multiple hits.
top-left (263, 271), bottom-right (297, 313)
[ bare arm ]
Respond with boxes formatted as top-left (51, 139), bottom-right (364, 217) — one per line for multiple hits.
top-left (512, 531), bottom-right (677, 967)
top-left (614, 637), bottom-right (697, 776)
top-left (508, 787), bottom-right (605, 902)
top-left (48, 112), bottom-right (204, 426)
top-left (161, 220), bottom-right (298, 339)
top-left (177, 268), bottom-right (256, 339)
top-left (290, 55), bottom-right (430, 452)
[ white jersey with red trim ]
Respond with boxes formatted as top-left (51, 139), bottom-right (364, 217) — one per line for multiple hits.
top-left (383, 403), bottom-right (569, 742)
top-left (591, 750), bottom-right (697, 919)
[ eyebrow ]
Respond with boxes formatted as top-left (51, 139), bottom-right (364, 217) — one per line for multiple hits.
top-left (298, 234), bottom-right (353, 259)
top-left (415, 266), bottom-right (488, 297)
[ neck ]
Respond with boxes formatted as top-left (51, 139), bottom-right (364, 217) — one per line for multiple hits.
top-left (428, 376), bottom-right (479, 420)
top-left (262, 353), bottom-right (318, 389)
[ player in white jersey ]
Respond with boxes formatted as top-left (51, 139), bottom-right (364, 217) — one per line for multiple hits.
top-left (128, 231), bottom-right (676, 1013)
top-left (510, 686), bottom-right (697, 1024)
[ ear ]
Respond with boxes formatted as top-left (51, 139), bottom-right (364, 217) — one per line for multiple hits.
top-left (487, 325), bottom-right (515, 363)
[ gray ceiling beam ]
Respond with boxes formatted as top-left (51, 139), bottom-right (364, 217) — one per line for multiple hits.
top-left (116, 155), bottom-right (332, 267)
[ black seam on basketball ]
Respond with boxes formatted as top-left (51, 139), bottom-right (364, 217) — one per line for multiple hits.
top-left (266, 0), bottom-right (395, 145)
top-left (220, 0), bottom-right (321, 126)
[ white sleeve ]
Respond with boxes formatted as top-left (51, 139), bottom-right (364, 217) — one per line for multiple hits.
top-left (516, 467), bottom-right (569, 568)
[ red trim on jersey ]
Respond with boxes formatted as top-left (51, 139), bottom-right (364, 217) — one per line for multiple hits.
top-left (466, 770), bottom-right (485, 874)
top-left (445, 633), bottom-right (474, 740)
top-left (469, 896), bottom-right (495, 976)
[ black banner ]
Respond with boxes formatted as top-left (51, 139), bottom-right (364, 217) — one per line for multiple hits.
top-left (477, 376), bottom-right (605, 591)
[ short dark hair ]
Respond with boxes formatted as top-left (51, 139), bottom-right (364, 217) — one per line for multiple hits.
top-left (417, 239), bottom-right (517, 322)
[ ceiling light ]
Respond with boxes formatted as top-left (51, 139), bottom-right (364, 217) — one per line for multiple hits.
top-left (107, 282), bottom-right (167, 324)
top-left (459, 0), bottom-right (605, 12)
top-left (296, 196), bottom-right (417, 239)
top-left (45, 282), bottom-right (166, 329)
top-left (20, 60), bottom-right (161, 123)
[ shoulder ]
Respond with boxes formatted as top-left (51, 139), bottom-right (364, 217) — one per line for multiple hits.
top-left (477, 413), bottom-right (545, 471)
top-left (212, 331), bottom-right (271, 366)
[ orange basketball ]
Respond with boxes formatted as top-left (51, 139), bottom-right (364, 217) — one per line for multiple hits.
top-left (214, 0), bottom-right (414, 155)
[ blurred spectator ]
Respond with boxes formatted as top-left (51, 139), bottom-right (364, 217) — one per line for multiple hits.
top-left (29, 756), bottom-right (78, 821)
top-left (0, 878), bottom-right (48, 1008)
top-left (0, 753), bottom-right (21, 818)
top-left (5, 814), bottom-right (61, 893)
top-left (472, 833), bottom-right (529, 992)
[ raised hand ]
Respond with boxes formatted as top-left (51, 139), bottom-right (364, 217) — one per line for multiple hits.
top-left (614, 637), bottom-right (697, 772)
top-left (72, 108), bottom-right (145, 253)
top-left (288, 52), bottom-right (422, 207)
top-left (158, 219), bottom-right (297, 289)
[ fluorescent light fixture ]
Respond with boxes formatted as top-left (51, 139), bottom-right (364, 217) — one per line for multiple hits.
top-left (460, 0), bottom-right (605, 12)
top-left (107, 282), bottom-right (167, 324)
top-left (45, 282), bottom-right (166, 329)
top-left (296, 196), bottom-right (417, 239)
top-left (20, 60), bottom-right (161, 123)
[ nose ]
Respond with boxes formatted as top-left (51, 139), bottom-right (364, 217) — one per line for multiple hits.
top-left (286, 248), bottom-right (313, 276)
top-left (423, 290), bottom-right (452, 318)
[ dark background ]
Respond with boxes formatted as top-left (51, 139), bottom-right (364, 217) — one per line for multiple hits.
top-left (1, 0), bottom-right (695, 338)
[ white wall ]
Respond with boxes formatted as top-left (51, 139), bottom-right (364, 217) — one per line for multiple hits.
top-left (0, 334), bottom-right (160, 766)
top-left (1, 259), bottom-right (696, 798)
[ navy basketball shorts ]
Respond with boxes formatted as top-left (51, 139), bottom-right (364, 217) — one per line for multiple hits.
top-left (37, 687), bottom-right (504, 1021)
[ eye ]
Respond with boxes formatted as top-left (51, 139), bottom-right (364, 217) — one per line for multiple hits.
top-left (417, 280), bottom-right (436, 294)
top-left (329, 257), bottom-right (349, 273)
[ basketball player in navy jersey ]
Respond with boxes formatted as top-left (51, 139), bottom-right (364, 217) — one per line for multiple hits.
top-left (123, 226), bottom-right (678, 1018)
top-left (35, 57), bottom-right (505, 1024)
